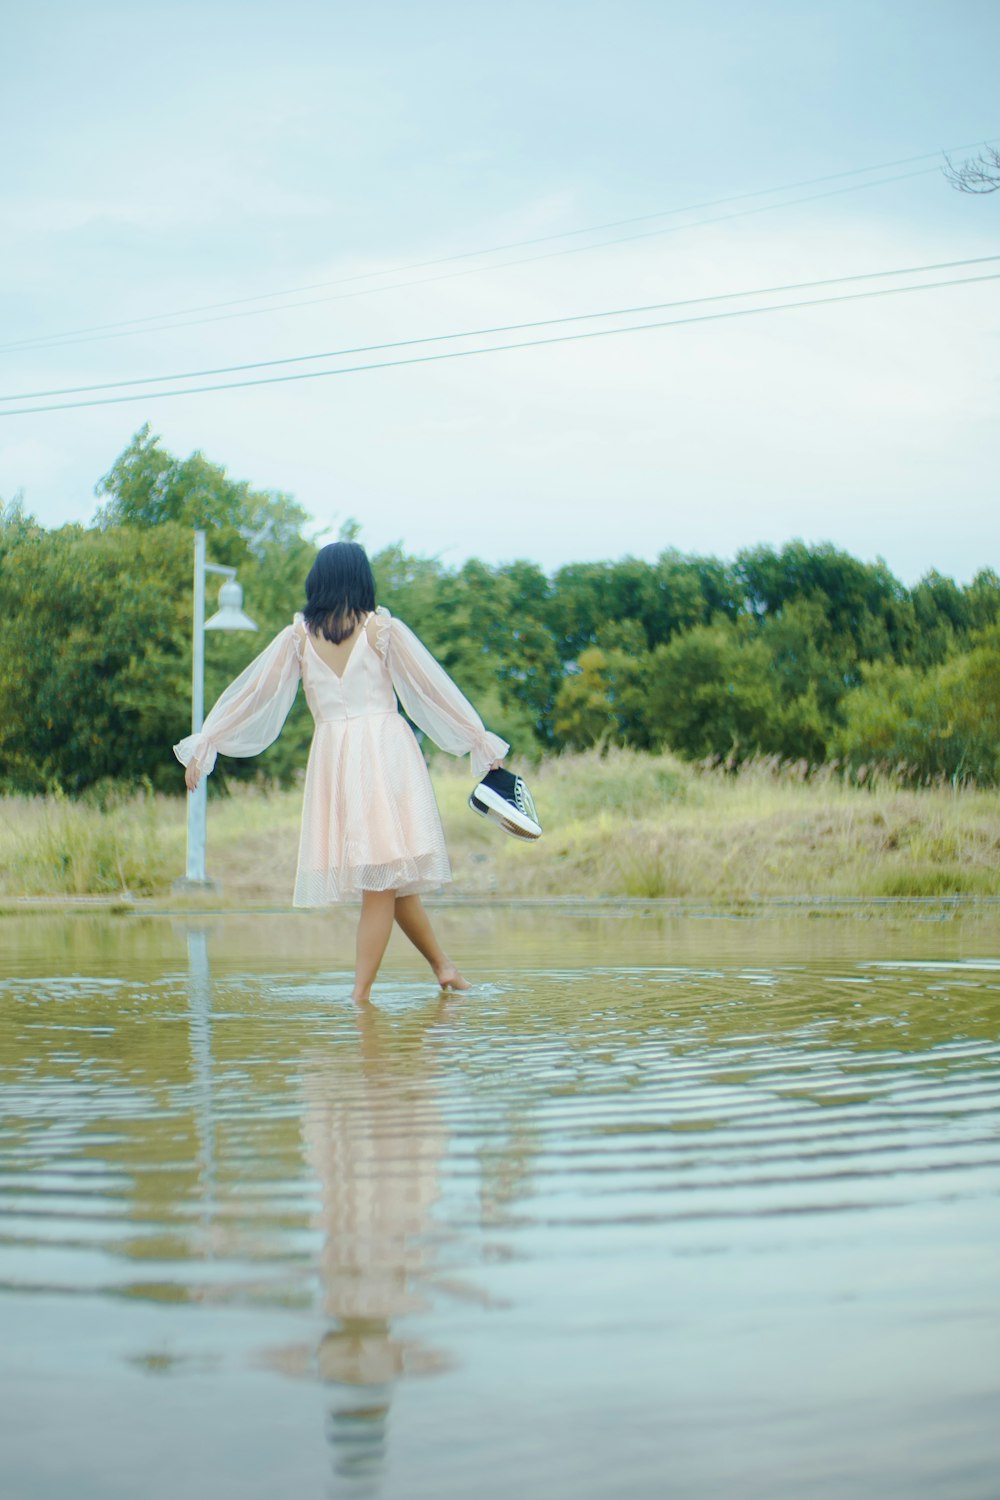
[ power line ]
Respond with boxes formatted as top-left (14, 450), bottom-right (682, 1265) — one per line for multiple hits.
top-left (3, 252), bottom-right (998, 404)
top-left (2, 268), bottom-right (996, 419)
top-left (0, 166), bottom-right (941, 356)
top-left (3, 133), bottom-right (994, 357)
top-left (6, 131), bottom-right (997, 352)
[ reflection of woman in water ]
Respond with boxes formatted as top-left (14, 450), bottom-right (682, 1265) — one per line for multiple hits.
top-left (265, 996), bottom-right (454, 1483)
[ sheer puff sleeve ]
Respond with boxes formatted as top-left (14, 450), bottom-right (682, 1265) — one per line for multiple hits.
top-left (375, 607), bottom-right (509, 779)
top-left (173, 620), bottom-right (302, 778)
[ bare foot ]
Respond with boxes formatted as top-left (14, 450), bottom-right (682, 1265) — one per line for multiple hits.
top-left (434, 959), bottom-right (470, 991)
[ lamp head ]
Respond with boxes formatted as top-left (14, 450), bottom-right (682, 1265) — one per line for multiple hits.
top-left (205, 578), bottom-right (258, 632)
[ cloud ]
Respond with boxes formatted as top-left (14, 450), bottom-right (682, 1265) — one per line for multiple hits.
top-left (2, 187), bottom-right (997, 585)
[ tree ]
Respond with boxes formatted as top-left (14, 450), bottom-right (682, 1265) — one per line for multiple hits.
top-left (90, 427), bottom-right (319, 785)
top-left (485, 561), bottom-right (562, 744)
top-left (370, 542), bottom-right (447, 646)
top-left (95, 424), bottom-right (312, 566)
top-left (0, 432), bottom-right (323, 794)
top-left (0, 522), bottom-right (191, 792)
top-left (371, 547), bottom-right (561, 750)
top-left (737, 540), bottom-right (908, 648)
top-left (0, 495), bottom-right (42, 560)
top-left (644, 620), bottom-right (781, 761)
top-left (554, 647), bottom-right (617, 749)
top-left (642, 550), bottom-right (739, 645)
top-left (11, 427), bottom-right (1000, 788)
top-left (756, 598), bottom-right (842, 761)
top-left (553, 625), bottom-right (653, 751)
top-left (945, 146), bottom-right (1000, 194)
top-left (838, 624), bottom-right (1000, 783)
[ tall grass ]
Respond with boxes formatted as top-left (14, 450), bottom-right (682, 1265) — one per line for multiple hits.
top-left (0, 786), bottom-right (176, 897)
top-left (1, 750), bottom-right (998, 902)
top-left (433, 749), bottom-right (1000, 902)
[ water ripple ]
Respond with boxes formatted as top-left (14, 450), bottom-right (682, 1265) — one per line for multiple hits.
top-left (1, 917), bottom-right (999, 1498)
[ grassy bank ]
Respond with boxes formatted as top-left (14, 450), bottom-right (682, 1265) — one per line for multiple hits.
top-left (2, 750), bottom-right (999, 904)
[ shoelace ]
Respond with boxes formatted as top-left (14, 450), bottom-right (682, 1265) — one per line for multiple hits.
top-left (514, 778), bottom-right (539, 821)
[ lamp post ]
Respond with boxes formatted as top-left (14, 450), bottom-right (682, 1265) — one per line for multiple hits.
top-left (176, 529), bottom-right (258, 892)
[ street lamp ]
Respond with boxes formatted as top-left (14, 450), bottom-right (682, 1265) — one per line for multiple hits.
top-left (175, 529), bottom-right (258, 892)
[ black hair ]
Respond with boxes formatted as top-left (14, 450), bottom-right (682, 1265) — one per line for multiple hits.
top-left (303, 542), bottom-right (377, 643)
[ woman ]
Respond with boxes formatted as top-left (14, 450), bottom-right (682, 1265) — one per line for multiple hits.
top-left (174, 541), bottom-right (508, 1003)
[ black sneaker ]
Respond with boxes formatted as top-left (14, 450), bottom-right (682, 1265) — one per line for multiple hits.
top-left (468, 767), bottom-right (542, 840)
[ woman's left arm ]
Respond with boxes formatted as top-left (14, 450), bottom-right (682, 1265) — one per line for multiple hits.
top-left (377, 611), bottom-right (509, 779)
top-left (173, 624), bottom-right (302, 787)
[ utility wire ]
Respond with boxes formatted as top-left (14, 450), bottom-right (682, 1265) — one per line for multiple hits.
top-left (3, 252), bottom-right (998, 404)
top-left (2, 268), bottom-right (996, 419)
top-left (1, 143), bottom-right (986, 357)
top-left (6, 139), bottom-right (989, 351)
top-left (0, 166), bottom-right (940, 354)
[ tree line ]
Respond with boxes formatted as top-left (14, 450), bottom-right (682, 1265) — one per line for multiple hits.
top-left (1, 425), bottom-right (997, 795)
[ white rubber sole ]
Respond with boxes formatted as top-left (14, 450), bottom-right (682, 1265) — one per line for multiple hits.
top-left (475, 784), bottom-right (542, 838)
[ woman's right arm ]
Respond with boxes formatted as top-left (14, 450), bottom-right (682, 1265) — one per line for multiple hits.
top-left (173, 622), bottom-right (302, 786)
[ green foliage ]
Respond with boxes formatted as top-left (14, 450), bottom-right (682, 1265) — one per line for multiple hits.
top-left (94, 423), bottom-right (311, 564)
top-left (735, 540), bottom-right (911, 661)
top-left (0, 494), bottom-right (42, 556)
top-left (554, 646), bottom-right (615, 749)
top-left (4, 433), bottom-right (1000, 793)
top-left (0, 432), bottom-right (317, 794)
top-left (554, 642), bottom-right (652, 750)
top-left (644, 620), bottom-right (780, 759)
top-left (0, 520), bottom-right (191, 792)
top-left (372, 548), bottom-right (562, 745)
top-left (95, 428), bottom-right (316, 787)
top-left (838, 624), bottom-right (1000, 783)
top-left (548, 548), bottom-right (736, 658)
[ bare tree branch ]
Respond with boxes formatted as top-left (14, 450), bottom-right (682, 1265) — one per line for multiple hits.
top-left (944, 146), bottom-right (1000, 194)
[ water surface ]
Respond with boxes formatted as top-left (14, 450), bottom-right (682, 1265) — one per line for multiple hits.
top-left (1, 908), bottom-right (999, 1499)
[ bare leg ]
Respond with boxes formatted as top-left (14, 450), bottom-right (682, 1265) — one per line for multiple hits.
top-left (352, 889), bottom-right (397, 1004)
top-left (394, 894), bottom-right (470, 990)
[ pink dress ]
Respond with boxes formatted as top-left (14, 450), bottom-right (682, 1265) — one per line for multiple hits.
top-left (173, 607), bottom-right (509, 905)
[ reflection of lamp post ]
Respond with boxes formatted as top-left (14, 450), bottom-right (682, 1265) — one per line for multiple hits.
top-left (184, 925), bottom-right (216, 1245)
top-left (175, 529), bottom-right (258, 892)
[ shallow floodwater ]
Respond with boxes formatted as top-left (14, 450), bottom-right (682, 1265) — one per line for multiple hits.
top-left (1, 907), bottom-right (999, 1499)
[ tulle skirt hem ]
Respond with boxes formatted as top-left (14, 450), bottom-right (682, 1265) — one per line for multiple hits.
top-left (292, 852), bottom-right (452, 907)
top-left (293, 714), bottom-right (452, 906)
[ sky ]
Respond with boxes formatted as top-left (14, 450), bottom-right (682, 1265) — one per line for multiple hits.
top-left (1, 0), bottom-right (998, 585)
